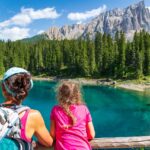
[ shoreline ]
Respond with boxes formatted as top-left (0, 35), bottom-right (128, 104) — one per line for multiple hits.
top-left (33, 77), bottom-right (150, 92)
top-left (116, 83), bottom-right (150, 92)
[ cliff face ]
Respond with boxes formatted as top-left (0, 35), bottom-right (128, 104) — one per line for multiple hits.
top-left (45, 1), bottom-right (150, 40)
top-left (46, 24), bottom-right (86, 40)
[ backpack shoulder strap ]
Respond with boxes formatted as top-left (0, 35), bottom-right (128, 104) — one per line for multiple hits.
top-left (10, 105), bottom-right (30, 114)
top-left (15, 106), bottom-right (30, 114)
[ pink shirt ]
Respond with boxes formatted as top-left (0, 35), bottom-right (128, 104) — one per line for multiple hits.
top-left (50, 104), bottom-right (92, 150)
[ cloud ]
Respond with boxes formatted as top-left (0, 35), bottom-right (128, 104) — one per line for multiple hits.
top-left (37, 30), bottom-right (45, 34)
top-left (25, 7), bottom-right (61, 19)
top-left (0, 27), bottom-right (30, 41)
top-left (0, 7), bottom-right (61, 28)
top-left (0, 7), bottom-right (60, 40)
top-left (67, 5), bottom-right (107, 22)
top-left (76, 21), bottom-right (82, 25)
top-left (146, 6), bottom-right (150, 11)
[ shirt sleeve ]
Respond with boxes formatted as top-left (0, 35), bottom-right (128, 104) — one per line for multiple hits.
top-left (85, 106), bottom-right (92, 123)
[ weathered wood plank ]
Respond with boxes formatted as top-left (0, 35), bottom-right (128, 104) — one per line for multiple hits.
top-left (35, 136), bottom-right (150, 149)
top-left (90, 136), bottom-right (150, 149)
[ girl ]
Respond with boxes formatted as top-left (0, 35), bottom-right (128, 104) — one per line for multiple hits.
top-left (1, 67), bottom-right (53, 147)
top-left (50, 81), bottom-right (95, 150)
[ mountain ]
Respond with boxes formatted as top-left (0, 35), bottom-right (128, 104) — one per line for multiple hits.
top-left (43, 1), bottom-right (150, 40)
top-left (21, 33), bottom-right (49, 43)
top-left (82, 1), bottom-right (150, 40)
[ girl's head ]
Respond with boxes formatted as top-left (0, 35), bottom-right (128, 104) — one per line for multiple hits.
top-left (57, 81), bottom-right (83, 126)
top-left (2, 67), bottom-right (33, 105)
top-left (57, 81), bottom-right (83, 106)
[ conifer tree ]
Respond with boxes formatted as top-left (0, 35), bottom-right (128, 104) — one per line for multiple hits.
top-left (102, 33), bottom-right (109, 75)
top-left (114, 31), bottom-right (119, 77)
top-left (107, 34), bottom-right (114, 76)
top-left (144, 32), bottom-right (150, 75)
top-left (72, 40), bottom-right (80, 75)
top-left (78, 38), bottom-right (89, 76)
top-left (0, 42), bottom-right (5, 74)
top-left (86, 35), bottom-right (96, 75)
top-left (133, 32), bottom-right (143, 78)
top-left (62, 39), bottom-right (70, 66)
top-left (117, 31), bottom-right (126, 78)
top-left (95, 32), bottom-right (103, 75)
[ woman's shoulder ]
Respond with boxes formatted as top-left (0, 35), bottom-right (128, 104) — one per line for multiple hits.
top-left (28, 109), bottom-right (44, 121)
top-left (29, 109), bottom-right (52, 130)
top-left (29, 109), bottom-right (40, 114)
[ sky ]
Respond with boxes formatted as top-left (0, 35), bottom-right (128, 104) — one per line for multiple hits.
top-left (0, 0), bottom-right (150, 41)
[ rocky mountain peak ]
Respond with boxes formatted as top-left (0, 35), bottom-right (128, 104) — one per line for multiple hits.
top-left (129, 0), bottom-right (145, 9)
top-left (45, 1), bottom-right (150, 40)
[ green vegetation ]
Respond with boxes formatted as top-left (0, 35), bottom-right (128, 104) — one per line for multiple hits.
top-left (0, 30), bottom-right (150, 79)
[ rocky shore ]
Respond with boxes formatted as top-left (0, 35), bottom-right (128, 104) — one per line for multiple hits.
top-left (117, 83), bottom-right (150, 92)
top-left (33, 77), bottom-right (150, 92)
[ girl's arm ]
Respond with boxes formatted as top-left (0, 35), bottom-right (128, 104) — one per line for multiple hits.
top-left (50, 120), bottom-right (56, 139)
top-left (86, 121), bottom-right (95, 140)
top-left (32, 110), bottom-right (53, 147)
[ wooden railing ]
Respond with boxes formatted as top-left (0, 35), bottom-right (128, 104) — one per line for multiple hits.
top-left (34, 136), bottom-right (150, 150)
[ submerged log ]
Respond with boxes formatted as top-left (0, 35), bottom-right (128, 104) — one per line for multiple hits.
top-left (35, 136), bottom-right (150, 149)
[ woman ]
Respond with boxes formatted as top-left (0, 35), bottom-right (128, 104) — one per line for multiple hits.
top-left (1, 67), bottom-right (53, 147)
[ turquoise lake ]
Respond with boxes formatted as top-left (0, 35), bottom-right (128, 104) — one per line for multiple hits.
top-left (0, 81), bottom-right (150, 138)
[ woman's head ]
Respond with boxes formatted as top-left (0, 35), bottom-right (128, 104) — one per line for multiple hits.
top-left (2, 67), bottom-right (33, 104)
top-left (57, 81), bottom-right (83, 126)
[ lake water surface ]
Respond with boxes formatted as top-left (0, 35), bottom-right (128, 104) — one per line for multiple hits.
top-left (0, 81), bottom-right (150, 138)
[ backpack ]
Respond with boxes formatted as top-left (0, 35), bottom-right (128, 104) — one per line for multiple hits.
top-left (0, 104), bottom-right (33, 150)
top-left (0, 137), bottom-right (33, 150)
